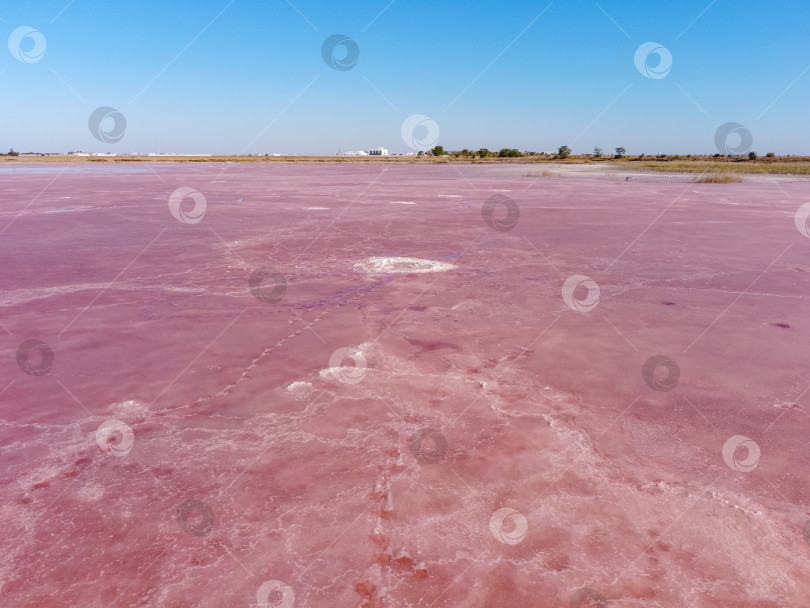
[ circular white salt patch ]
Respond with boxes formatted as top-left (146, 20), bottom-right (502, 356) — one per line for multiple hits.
top-left (355, 257), bottom-right (455, 274)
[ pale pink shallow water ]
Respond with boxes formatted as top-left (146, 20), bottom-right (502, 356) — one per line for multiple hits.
top-left (1, 162), bottom-right (810, 607)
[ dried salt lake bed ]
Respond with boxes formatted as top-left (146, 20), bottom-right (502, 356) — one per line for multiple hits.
top-left (2, 162), bottom-right (810, 607)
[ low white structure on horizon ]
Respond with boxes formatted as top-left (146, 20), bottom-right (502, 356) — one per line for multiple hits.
top-left (339, 147), bottom-right (389, 157)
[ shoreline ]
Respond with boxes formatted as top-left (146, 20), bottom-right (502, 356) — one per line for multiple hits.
top-left (2, 157), bottom-right (809, 182)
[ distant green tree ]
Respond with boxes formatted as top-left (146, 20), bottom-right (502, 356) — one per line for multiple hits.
top-left (478, 148), bottom-right (492, 158)
top-left (614, 147), bottom-right (626, 159)
top-left (765, 152), bottom-right (775, 158)
top-left (8, 148), bottom-right (19, 157)
top-left (431, 145), bottom-right (447, 156)
top-left (557, 145), bottom-right (571, 159)
top-left (593, 147), bottom-right (603, 157)
top-left (748, 151), bottom-right (758, 161)
top-left (417, 150), bottom-right (424, 157)
top-left (498, 148), bottom-right (523, 158)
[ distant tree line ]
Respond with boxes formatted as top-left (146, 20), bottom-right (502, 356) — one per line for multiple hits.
top-left (425, 145), bottom-right (631, 160)
top-left (425, 146), bottom-right (529, 158)
top-left (421, 145), bottom-right (782, 161)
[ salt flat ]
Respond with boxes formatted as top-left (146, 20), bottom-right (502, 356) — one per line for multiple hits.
top-left (1, 162), bottom-right (809, 607)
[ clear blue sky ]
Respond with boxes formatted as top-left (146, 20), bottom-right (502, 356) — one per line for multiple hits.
top-left (3, 0), bottom-right (809, 155)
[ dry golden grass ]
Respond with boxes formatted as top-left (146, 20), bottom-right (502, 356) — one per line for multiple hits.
top-left (637, 161), bottom-right (810, 175)
top-left (693, 172), bottom-right (743, 183)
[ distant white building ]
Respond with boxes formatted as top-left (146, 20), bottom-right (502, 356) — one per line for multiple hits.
top-left (338, 147), bottom-right (388, 157)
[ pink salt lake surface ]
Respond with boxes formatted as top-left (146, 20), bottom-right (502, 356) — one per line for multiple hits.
top-left (1, 162), bottom-right (810, 607)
